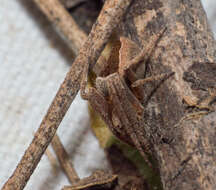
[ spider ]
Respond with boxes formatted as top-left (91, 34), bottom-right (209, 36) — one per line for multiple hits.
top-left (80, 28), bottom-right (174, 166)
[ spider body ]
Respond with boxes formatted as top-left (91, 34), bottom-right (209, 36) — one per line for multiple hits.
top-left (81, 28), bottom-right (173, 165)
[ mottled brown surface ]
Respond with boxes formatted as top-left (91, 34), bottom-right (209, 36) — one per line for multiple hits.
top-left (3, 0), bottom-right (216, 189)
top-left (2, 0), bottom-right (133, 189)
top-left (120, 0), bottom-right (216, 189)
top-left (51, 135), bottom-right (80, 184)
top-left (33, 0), bottom-right (87, 54)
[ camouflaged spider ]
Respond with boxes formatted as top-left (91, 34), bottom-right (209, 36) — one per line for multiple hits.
top-left (80, 28), bottom-right (174, 166)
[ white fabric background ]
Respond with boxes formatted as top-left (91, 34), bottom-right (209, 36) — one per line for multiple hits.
top-left (0, 0), bottom-right (215, 189)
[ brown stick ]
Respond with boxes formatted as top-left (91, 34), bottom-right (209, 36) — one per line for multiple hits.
top-left (33, 0), bottom-right (87, 54)
top-left (45, 148), bottom-right (59, 174)
top-left (59, 0), bottom-right (87, 9)
top-left (118, 0), bottom-right (216, 189)
top-left (51, 135), bottom-right (80, 183)
top-left (33, 0), bottom-right (86, 182)
top-left (2, 0), bottom-right (132, 189)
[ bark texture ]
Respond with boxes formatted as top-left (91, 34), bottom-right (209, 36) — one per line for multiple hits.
top-left (120, 0), bottom-right (216, 189)
top-left (2, 0), bottom-right (133, 189)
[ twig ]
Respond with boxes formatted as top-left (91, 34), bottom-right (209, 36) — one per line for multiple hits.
top-left (51, 135), bottom-right (118, 190)
top-left (33, 0), bottom-right (86, 182)
top-left (51, 135), bottom-right (80, 183)
top-left (60, 0), bottom-right (87, 9)
top-left (62, 170), bottom-right (118, 190)
top-left (33, 0), bottom-right (85, 182)
top-left (2, 0), bottom-right (132, 189)
top-left (33, 0), bottom-right (87, 54)
top-left (45, 148), bottom-right (59, 175)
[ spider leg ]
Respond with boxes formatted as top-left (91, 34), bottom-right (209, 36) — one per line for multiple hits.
top-left (119, 28), bottom-right (167, 101)
top-left (123, 27), bottom-right (167, 74)
top-left (79, 58), bottom-right (113, 132)
top-left (107, 73), bottom-right (152, 167)
top-left (80, 56), bottom-right (91, 100)
top-left (82, 84), bottom-right (123, 141)
top-left (80, 64), bottom-right (132, 143)
top-left (117, 76), bottom-right (150, 149)
top-left (113, 75), bottom-right (150, 149)
top-left (132, 72), bottom-right (175, 88)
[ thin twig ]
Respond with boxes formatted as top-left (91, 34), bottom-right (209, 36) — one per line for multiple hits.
top-left (60, 0), bottom-right (87, 9)
top-left (33, 0), bottom-right (85, 182)
top-left (51, 135), bottom-right (80, 183)
top-left (2, 0), bottom-right (132, 189)
top-left (51, 135), bottom-right (118, 190)
top-left (33, 0), bottom-right (87, 54)
top-left (33, 0), bottom-right (86, 182)
top-left (45, 148), bottom-right (59, 175)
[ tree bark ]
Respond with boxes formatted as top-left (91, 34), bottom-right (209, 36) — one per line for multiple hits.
top-left (120, 0), bottom-right (216, 189)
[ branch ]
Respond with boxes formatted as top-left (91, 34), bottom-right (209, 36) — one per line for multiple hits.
top-left (119, 0), bottom-right (216, 189)
top-left (33, 0), bottom-right (87, 54)
top-left (51, 135), bottom-right (80, 184)
top-left (2, 0), bottom-right (132, 189)
top-left (33, 0), bottom-right (86, 182)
